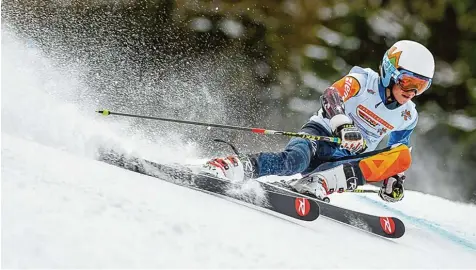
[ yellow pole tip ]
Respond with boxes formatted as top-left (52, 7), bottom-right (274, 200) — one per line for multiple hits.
top-left (96, 110), bottom-right (110, 116)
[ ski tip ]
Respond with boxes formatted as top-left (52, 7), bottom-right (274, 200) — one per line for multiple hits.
top-left (96, 110), bottom-right (110, 116)
top-left (379, 216), bottom-right (405, 238)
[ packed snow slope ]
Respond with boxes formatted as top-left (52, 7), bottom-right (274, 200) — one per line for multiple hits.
top-left (2, 28), bottom-right (476, 268)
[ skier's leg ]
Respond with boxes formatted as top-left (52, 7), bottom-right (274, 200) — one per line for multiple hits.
top-left (201, 121), bottom-right (339, 182)
top-left (289, 144), bottom-right (411, 198)
top-left (254, 137), bottom-right (313, 177)
top-left (358, 144), bottom-right (411, 182)
top-left (253, 121), bottom-right (340, 177)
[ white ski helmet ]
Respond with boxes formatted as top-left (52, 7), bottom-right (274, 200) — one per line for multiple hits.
top-left (380, 40), bottom-right (435, 95)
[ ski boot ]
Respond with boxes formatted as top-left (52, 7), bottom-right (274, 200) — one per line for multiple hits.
top-left (287, 163), bottom-right (359, 202)
top-left (201, 154), bottom-right (259, 183)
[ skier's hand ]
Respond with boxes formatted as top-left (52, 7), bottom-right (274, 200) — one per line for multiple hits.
top-left (330, 115), bottom-right (366, 154)
top-left (379, 173), bottom-right (405, 203)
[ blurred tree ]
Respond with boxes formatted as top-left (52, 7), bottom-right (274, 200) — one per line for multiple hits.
top-left (3, 0), bottom-right (476, 202)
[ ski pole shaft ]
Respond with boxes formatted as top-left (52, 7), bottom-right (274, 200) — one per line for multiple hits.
top-left (346, 189), bottom-right (379, 193)
top-left (323, 188), bottom-right (379, 202)
top-left (96, 110), bottom-right (342, 144)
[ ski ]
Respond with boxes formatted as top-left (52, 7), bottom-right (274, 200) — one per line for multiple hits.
top-left (261, 181), bottom-right (405, 238)
top-left (97, 148), bottom-right (195, 185)
top-left (192, 174), bottom-right (319, 221)
top-left (97, 148), bottom-right (320, 221)
top-left (98, 148), bottom-right (404, 237)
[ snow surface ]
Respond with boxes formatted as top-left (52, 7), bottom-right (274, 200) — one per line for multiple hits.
top-left (2, 27), bottom-right (476, 268)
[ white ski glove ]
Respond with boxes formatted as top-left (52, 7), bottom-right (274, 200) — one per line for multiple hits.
top-left (379, 173), bottom-right (405, 203)
top-left (330, 114), bottom-right (366, 154)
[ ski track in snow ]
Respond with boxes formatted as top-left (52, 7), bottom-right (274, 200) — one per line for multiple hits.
top-left (358, 195), bottom-right (476, 250)
top-left (2, 27), bottom-right (476, 268)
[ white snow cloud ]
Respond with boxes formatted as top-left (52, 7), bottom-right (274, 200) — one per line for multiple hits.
top-left (190, 17), bottom-right (213, 32)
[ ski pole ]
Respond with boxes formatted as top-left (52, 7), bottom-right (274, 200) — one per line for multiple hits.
top-left (96, 110), bottom-right (342, 144)
top-left (322, 189), bottom-right (379, 203)
top-left (346, 189), bottom-right (379, 193)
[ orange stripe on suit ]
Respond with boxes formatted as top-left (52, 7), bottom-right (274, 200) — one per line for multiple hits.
top-left (332, 76), bottom-right (361, 102)
top-left (359, 144), bottom-right (411, 182)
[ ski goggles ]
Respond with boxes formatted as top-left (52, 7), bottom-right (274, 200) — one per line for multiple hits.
top-left (393, 69), bottom-right (432, 96)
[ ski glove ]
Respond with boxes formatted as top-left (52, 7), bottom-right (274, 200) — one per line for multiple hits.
top-left (379, 173), bottom-right (405, 203)
top-left (330, 114), bottom-right (366, 154)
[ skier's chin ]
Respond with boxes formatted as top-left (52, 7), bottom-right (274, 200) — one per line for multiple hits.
top-left (395, 95), bottom-right (412, 105)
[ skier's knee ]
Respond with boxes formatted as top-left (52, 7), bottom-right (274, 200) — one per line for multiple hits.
top-left (358, 144), bottom-right (411, 182)
top-left (283, 138), bottom-right (312, 174)
top-left (282, 152), bottom-right (309, 175)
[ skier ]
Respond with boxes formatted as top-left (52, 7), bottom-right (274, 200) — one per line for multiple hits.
top-left (202, 40), bottom-right (435, 203)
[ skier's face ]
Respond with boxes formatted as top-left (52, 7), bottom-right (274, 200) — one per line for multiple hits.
top-left (392, 83), bottom-right (416, 104)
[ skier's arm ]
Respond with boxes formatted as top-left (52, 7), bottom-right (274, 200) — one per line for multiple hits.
top-left (379, 115), bottom-right (418, 203)
top-left (387, 129), bottom-right (414, 146)
top-left (320, 76), bottom-right (365, 153)
top-left (320, 76), bottom-right (361, 119)
top-left (387, 114), bottom-right (418, 147)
